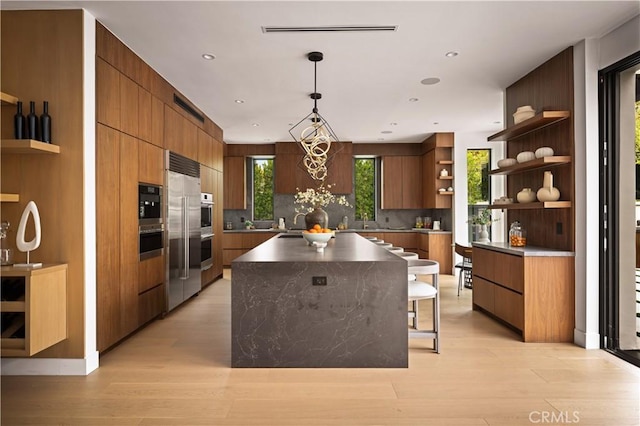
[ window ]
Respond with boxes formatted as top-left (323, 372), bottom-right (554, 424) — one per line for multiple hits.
top-left (354, 158), bottom-right (375, 220)
top-left (467, 149), bottom-right (491, 239)
top-left (252, 158), bottom-right (274, 221)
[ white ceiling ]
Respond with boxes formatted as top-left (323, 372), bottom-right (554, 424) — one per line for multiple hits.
top-left (3, 1), bottom-right (639, 144)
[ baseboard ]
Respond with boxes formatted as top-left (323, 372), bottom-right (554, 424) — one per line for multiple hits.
top-left (574, 329), bottom-right (600, 349)
top-left (1, 351), bottom-right (99, 375)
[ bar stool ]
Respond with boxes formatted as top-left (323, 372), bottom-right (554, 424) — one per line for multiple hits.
top-left (364, 236), bottom-right (378, 241)
top-left (375, 242), bottom-right (392, 248)
top-left (395, 251), bottom-right (418, 260)
top-left (454, 243), bottom-right (473, 297)
top-left (407, 259), bottom-right (440, 353)
top-left (386, 246), bottom-right (404, 253)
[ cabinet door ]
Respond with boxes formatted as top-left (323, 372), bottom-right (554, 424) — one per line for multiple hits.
top-left (201, 165), bottom-right (214, 193)
top-left (96, 124), bottom-right (121, 351)
top-left (384, 233), bottom-right (417, 250)
top-left (96, 58), bottom-right (120, 129)
top-left (164, 105), bottom-right (183, 155)
top-left (138, 140), bottom-right (164, 186)
top-left (138, 87), bottom-right (151, 142)
top-left (472, 276), bottom-right (495, 313)
top-left (326, 142), bottom-right (353, 194)
top-left (494, 286), bottom-right (524, 330)
top-left (120, 74), bottom-right (139, 137)
top-left (422, 150), bottom-right (436, 208)
top-left (402, 156), bottom-right (422, 208)
top-left (274, 153), bottom-right (298, 194)
top-left (213, 170), bottom-right (224, 277)
top-left (138, 255), bottom-right (165, 294)
top-left (120, 133), bottom-right (139, 337)
top-left (198, 128), bottom-right (213, 169)
top-left (224, 156), bottom-right (246, 209)
top-left (428, 233), bottom-right (452, 273)
top-left (381, 156), bottom-right (403, 209)
top-left (182, 118), bottom-right (199, 161)
top-left (212, 138), bottom-right (223, 172)
top-left (223, 233), bottom-right (244, 249)
top-left (150, 96), bottom-right (164, 148)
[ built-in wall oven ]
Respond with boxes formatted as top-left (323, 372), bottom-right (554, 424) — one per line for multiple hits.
top-left (201, 193), bottom-right (214, 270)
top-left (139, 183), bottom-right (164, 260)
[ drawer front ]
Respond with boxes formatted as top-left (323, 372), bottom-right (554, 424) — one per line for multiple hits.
top-left (473, 248), bottom-right (524, 293)
top-left (384, 233), bottom-right (417, 250)
top-left (494, 285), bottom-right (524, 330)
top-left (223, 233), bottom-right (244, 249)
top-left (138, 283), bottom-right (164, 326)
top-left (223, 249), bottom-right (246, 266)
top-left (242, 233), bottom-right (274, 248)
top-left (419, 233), bottom-right (429, 251)
top-left (138, 254), bottom-right (165, 294)
top-left (472, 276), bottom-right (495, 313)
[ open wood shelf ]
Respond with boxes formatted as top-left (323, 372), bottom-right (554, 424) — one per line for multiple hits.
top-left (487, 201), bottom-right (571, 210)
top-left (489, 156), bottom-right (571, 175)
top-left (437, 176), bottom-right (454, 180)
top-left (0, 91), bottom-right (18, 106)
top-left (437, 160), bottom-right (453, 165)
top-left (488, 111), bottom-right (570, 142)
top-left (1, 139), bottom-right (60, 154)
top-left (0, 193), bottom-right (19, 202)
top-left (438, 191), bottom-right (454, 196)
top-left (0, 301), bottom-right (26, 312)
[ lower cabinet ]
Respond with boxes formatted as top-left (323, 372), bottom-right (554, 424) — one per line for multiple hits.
top-left (222, 232), bottom-right (277, 266)
top-left (418, 233), bottom-right (452, 273)
top-left (0, 264), bottom-right (68, 357)
top-left (472, 246), bottom-right (574, 342)
top-left (138, 255), bottom-right (165, 326)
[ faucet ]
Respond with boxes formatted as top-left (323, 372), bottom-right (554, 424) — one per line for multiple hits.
top-left (293, 213), bottom-right (306, 227)
top-left (362, 213), bottom-right (369, 229)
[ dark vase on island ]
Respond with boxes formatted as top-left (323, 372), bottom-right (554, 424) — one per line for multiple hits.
top-left (304, 206), bottom-right (329, 230)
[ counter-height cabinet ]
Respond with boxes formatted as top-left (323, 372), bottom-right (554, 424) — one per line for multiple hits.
top-left (472, 245), bottom-right (574, 342)
top-left (223, 232), bottom-right (276, 266)
top-left (418, 232), bottom-right (452, 273)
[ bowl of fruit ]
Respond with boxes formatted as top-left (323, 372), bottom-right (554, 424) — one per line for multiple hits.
top-left (302, 224), bottom-right (334, 246)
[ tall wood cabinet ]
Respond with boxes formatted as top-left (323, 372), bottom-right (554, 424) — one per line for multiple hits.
top-left (381, 156), bottom-right (422, 209)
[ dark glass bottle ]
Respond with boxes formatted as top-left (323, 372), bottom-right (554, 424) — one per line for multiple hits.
top-left (14, 101), bottom-right (24, 139)
top-left (40, 101), bottom-right (51, 143)
top-left (26, 101), bottom-right (38, 140)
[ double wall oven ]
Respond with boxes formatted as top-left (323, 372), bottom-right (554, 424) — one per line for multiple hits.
top-left (201, 192), bottom-right (214, 271)
top-left (138, 183), bottom-right (164, 260)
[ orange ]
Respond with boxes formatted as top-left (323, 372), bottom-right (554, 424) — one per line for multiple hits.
top-left (308, 229), bottom-right (318, 233)
top-left (312, 224), bottom-right (322, 231)
top-left (322, 228), bottom-right (332, 233)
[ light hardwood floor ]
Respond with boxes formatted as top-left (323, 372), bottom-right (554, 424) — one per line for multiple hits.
top-left (2, 270), bottom-right (639, 425)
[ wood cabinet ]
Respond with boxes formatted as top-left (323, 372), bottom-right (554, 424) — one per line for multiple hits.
top-left (138, 255), bottom-right (164, 325)
top-left (120, 74), bottom-right (139, 138)
top-left (274, 142), bottom-right (353, 194)
top-left (417, 232), bottom-right (452, 273)
top-left (96, 58), bottom-right (120, 129)
top-left (150, 95), bottom-right (164, 148)
top-left (472, 246), bottom-right (574, 342)
top-left (96, 124), bottom-right (141, 351)
top-left (222, 232), bottom-right (275, 266)
top-left (1, 264), bottom-right (68, 357)
top-left (224, 156), bottom-right (246, 209)
top-left (381, 156), bottom-right (422, 209)
top-left (138, 88), bottom-right (152, 142)
top-left (381, 232), bottom-right (418, 253)
top-left (138, 140), bottom-right (164, 186)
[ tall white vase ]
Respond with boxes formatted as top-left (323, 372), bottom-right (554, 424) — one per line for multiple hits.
top-left (476, 224), bottom-right (490, 243)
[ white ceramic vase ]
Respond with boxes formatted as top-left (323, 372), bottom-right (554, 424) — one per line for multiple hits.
top-left (537, 171), bottom-right (560, 202)
top-left (517, 188), bottom-right (537, 203)
top-left (476, 224), bottom-right (490, 243)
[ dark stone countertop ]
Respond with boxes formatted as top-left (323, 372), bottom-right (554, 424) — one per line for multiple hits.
top-left (472, 241), bottom-right (575, 257)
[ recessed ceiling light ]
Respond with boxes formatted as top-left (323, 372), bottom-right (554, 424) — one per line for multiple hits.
top-left (493, 121), bottom-right (501, 124)
top-left (421, 77), bottom-right (441, 85)
top-left (390, 122), bottom-right (398, 126)
top-left (381, 130), bottom-right (393, 134)
top-left (445, 51), bottom-right (459, 58)
top-left (433, 122), bottom-right (439, 125)
top-left (264, 138), bottom-right (271, 142)
top-left (252, 123), bottom-right (260, 127)
top-left (202, 53), bottom-right (216, 60)
top-left (409, 98), bottom-right (419, 102)
top-left (235, 99), bottom-right (245, 104)
top-left (378, 138), bottom-right (385, 141)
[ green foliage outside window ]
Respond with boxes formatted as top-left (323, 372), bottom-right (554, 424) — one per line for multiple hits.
top-left (253, 159), bottom-right (274, 220)
top-left (467, 150), bottom-right (490, 205)
top-left (354, 158), bottom-right (375, 220)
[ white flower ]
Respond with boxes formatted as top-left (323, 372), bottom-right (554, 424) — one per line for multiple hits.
top-left (294, 184), bottom-right (352, 214)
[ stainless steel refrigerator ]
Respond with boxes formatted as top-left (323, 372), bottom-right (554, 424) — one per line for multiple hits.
top-left (165, 151), bottom-right (201, 312)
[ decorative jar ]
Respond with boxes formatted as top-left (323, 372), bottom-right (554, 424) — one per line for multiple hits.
top-left (509, 221), bottom-right (527, 247)
top-left (516, 188), bottom-right (537, 203)
top-left (516, 151), bottom-right (536, 163)
top-left (537, 171), bottom-right (560, 202)
top-left (513, 105), bottom-right (536, 124)
top-left (305, 207), bottom-right (328, 230)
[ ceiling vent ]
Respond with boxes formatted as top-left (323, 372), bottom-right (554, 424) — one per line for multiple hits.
top-left (262, 25), bottom-right (397, 33)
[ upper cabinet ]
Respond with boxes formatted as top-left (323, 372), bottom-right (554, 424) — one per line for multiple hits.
top-left (224, 156), bottom-right (246, 209)
top-left (381, 155), bottom-right (422, 209)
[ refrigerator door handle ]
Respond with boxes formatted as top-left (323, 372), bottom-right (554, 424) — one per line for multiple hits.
top-left (182, 196), bottom-right (189, 279)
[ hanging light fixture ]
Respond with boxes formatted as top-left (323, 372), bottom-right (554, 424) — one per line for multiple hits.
top-left (289, 51), bottom-right (339, 183)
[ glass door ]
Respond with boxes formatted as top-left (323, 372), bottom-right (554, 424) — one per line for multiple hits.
top-left (600, 50), bottom-right (640, 367)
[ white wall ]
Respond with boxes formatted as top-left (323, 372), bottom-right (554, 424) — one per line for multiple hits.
top-left (573, 13), bottom-right (640, 349)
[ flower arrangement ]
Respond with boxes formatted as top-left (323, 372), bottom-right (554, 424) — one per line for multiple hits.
top-left (294, 184), bottom-right (352, 214)
top-left (467, 209), bottom-right (498, 226)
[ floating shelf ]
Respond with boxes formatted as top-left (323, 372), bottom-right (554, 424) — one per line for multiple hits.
top-left (438, 176), bottom-right (454, 180)
top-left (438, 191), bottom-right (454, 196)
top-left (488, 111), bottom-right (570, 142)
top-left (487, 201), bottom-right (571, 210)
top-left (437, 160), bottom-right (453, 165)
top-left (489, 156), bottom-right (571, 175)
top-left (0, 193), bottom-right (19, 202)
top-left (0, 301), bottom-right (26, 312)
top-left (0, 91), bottom-right (18, 106)
top-left (1, 139), bottom-right (60, 154)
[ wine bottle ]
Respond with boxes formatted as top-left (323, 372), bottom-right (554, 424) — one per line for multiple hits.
top-left (26, 101), bottom-right (38, 140)
top-left (40, 101), bottom-right (51, 143)
top-left (14, 101), bottom-right (25, 139)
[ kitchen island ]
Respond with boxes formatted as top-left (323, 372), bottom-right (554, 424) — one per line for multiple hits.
top-left (231, 232), bottom-right (408, 368)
